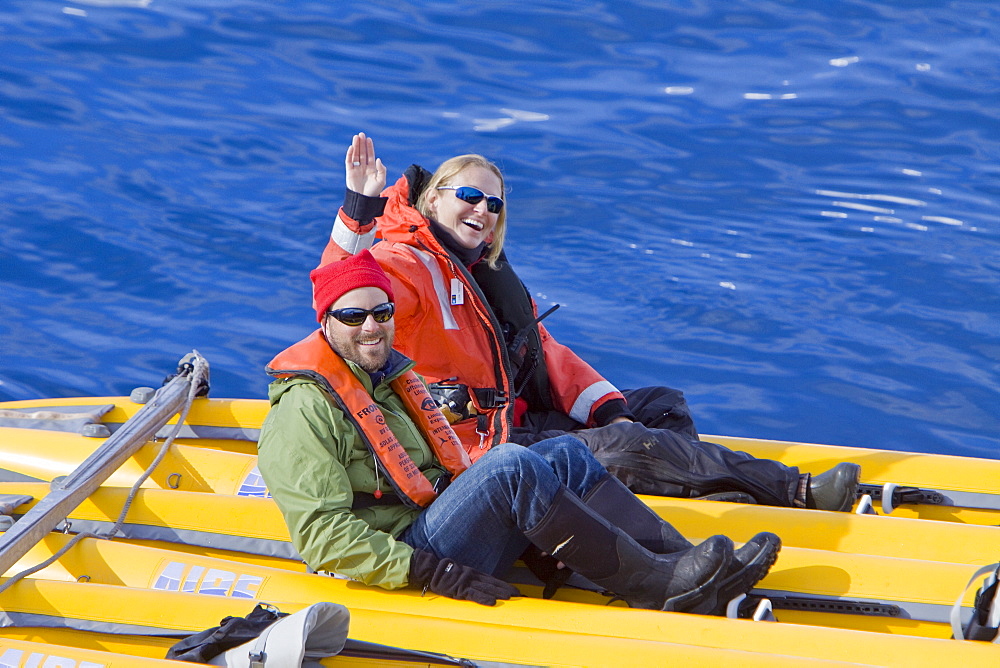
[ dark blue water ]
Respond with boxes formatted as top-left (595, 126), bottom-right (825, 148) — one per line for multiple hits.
top-left (2, 0), bottom-right (997, 459)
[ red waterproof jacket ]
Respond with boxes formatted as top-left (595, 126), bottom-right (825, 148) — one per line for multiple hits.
top-left (319, 170), bottom-right (624, 461)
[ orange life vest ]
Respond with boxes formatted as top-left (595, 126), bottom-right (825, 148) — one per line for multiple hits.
top-left (266, 330), bottom-right (471, 508)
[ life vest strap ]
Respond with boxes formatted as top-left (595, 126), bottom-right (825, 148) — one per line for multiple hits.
top-left (472, 387), bottom-right (508, 409)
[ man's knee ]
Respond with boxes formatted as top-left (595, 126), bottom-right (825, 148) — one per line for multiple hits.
top-left (479, 442), bottom-right (545, 473)
top-left (528, 434), bottom-right (591, 461)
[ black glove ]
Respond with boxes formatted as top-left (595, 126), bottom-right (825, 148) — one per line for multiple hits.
top-left (520, 544), bottom-right (574, 599)
top-left (408, 548), bottom-right (520, 606)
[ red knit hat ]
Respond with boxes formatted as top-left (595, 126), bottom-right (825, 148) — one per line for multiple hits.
top-left (310, 249), bottom-right (394, 322)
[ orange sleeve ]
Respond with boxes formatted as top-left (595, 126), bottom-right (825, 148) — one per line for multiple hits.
top-left (537, 321), bottom-right (624, 426)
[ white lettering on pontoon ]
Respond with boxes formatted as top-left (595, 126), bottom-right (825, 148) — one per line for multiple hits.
top-left (152, 561), bottom-right (263, 599)
top-left (236, 465), bottom-right (272, 498)
top-left (0, 647), bottom-right (104, 668)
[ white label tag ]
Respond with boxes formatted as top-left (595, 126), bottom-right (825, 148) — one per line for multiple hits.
top-left (450, 278), bottom-right (464, 305)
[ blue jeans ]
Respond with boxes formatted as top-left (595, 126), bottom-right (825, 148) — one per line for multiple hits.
top-left (400, 435), bottom-right (607, 576)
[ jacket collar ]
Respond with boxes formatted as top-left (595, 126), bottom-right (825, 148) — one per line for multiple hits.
top-left (429, 219), bottom-right (488, 267)
top-left (363, 349), bottom-right (413, 390)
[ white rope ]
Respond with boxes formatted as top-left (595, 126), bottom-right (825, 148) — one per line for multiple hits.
top-left (105, 353), bottom-right (208, 539)
top-left (0, 354), bottom-right (208, 596)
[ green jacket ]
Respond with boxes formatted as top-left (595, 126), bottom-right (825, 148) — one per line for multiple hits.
top-left (257, 351), bottom-right (447, 589)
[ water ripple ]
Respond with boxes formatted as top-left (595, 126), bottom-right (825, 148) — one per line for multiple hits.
top-left (1, 0), bottom-right (997, 457)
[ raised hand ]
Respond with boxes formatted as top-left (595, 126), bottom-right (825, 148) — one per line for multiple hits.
top-left (345, 132), bottom-right (386, 197)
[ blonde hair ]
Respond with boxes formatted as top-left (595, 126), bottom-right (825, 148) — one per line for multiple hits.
top-left (415, 154), bottom-right (507, 269)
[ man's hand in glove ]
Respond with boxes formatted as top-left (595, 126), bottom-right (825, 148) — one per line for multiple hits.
top-left (409, 548), bottom-right (520, 606)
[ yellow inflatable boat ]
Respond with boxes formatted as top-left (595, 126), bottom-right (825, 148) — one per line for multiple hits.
top-left (0, 354), bottom-right (996, 666)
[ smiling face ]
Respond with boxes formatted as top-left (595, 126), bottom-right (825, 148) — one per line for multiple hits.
top-left (425, 165), bottom-right (504, 250)
top-left (322, 286), bottom-right (395, 373)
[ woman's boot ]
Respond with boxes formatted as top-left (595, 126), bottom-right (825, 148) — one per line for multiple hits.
top-left (524, 486), bottom-right (730, 612)
top-left (806, 463), bottom-right (862, 512)
top-left (582, 474), bottom-right (781, 614)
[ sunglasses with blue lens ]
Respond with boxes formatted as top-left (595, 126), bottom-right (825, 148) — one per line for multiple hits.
top-left (327, 302), bottom-right (395, 327)
top-left (437, 186), bottom-right (505, 214)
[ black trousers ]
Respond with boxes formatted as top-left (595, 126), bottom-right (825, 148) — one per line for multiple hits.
top-left (508, 386), bottom-right (801, 507)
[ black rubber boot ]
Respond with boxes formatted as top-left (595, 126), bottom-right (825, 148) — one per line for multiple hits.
top-left (709, 531), bottom-right (781, 615)
top-left (807, 463), bottom-right (861, 512)
top-left (524, 486), bottom-right (730, 613)
top-left (582, 475), bottom-right (781, 614)
top-left (582, 475), bottom-right (694, 553)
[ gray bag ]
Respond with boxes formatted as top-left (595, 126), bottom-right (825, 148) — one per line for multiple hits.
top-left (209, 601), bottom-right (350, 667)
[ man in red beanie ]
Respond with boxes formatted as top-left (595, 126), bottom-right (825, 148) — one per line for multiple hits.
top-left (256, 252), bottom-right (780, 615)
top-left (310, 249), bottom-right (396, 373)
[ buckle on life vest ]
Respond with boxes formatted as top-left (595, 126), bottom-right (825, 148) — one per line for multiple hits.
top-left (472, 387), bottom-right (508, 409)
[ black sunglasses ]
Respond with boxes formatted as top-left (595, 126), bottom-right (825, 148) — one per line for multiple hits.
top-left (437, 186), bottom-right (505, 214)
top-left (327, 302), bottom-right (395, 327)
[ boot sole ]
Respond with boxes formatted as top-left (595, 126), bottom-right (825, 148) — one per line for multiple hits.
top-left (701, 534), bottom-right (782, 616)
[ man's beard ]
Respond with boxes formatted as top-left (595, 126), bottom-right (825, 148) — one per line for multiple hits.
top-left (328, 328), bottom-right (393, 372)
